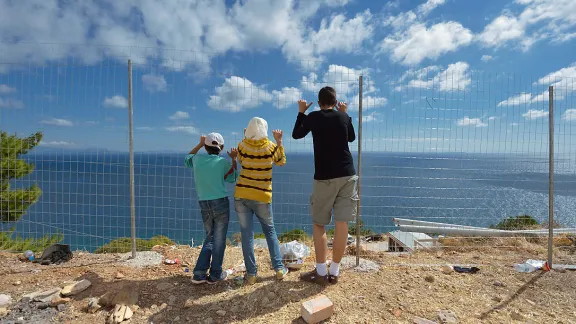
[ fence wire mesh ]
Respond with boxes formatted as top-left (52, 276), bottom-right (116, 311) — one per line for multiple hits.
top-left (1, 44), bottom-right (575, 267)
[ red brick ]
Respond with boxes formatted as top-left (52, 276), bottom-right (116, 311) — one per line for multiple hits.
top-left (301, 295), bottom-right (334, 324)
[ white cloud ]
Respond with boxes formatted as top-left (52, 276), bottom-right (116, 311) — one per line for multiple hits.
top-left (166, 126), bottom-right (199, 135)
top-left (207, 76), bottom-right (271, 112)
top-left (0, 0), bottom-right (366, 73)
top-left (40, 118), bottom-right (74, 127)
top-left (40, 141), bottom-right (74, 146)
top-left (272, 87), bottom-right (302, 109)
top-left (0, 97), bottom-right (24, 109)
top-left (349, 94), bottom-right (388, 111)
top-left (522, 109), bottom-right (548, 120)
top-left (536, 63), bottom-right (576, 86)
top-left (169, 111), bottom-right (189, 121)
top-left (563, 109), bottom-right (576, 121)
top-left (488, 116), bottom-right (498, 121)
top-left (300, 72), bottom-right (320, 92)
top-left (142, 74), bottom-right (167, 93)
top-left (360, 112), bottom-right (380, 123)
top-left (479, 0), bottom-right (576, 50)
top-left (381, 22), bottom-right (473, 65)
top-left (0, 84), bottom-right (16, 94)
top-left (399, 62), bottom-right (471, 92)
top-left (417, 0), bottom-right (446, 16)
top-left (457, 117), bottom-right (487, 127)
top-left (104, 95), bottom-right (128, 108)
top-left (497, 93), bottom-right (533, 106)
top-left (481, 55), bottom-right (494, 62)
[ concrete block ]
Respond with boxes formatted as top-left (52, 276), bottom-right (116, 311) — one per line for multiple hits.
top-left (301, 295), bottom-right (334, 324)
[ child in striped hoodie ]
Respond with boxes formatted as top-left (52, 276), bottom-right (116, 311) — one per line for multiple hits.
top-left (234, 117), bottom-right (288, 284)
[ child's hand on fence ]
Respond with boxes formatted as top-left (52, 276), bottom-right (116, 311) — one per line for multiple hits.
top-left (199, 135), bottom-right (206, 145)
top-left (273, 129), bottom-right (283, 144)
top-left (298, 100), bottom-right (313, 113)
top-left (227, 148), bottom-right (238, 159)
top-left (336, 101), bottom-right (348, 113)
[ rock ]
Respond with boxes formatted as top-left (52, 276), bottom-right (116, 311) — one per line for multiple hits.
top-left (526, 299), bottom-right (536, 306)
top-left (261, 297), bottom-right (270, 305)
top-left (440, 266), bottom-right (453, 274)
top-left (425, 275), bottom-right (435, 283)
top-left (61, 279), bottom-right (91, 296)
top-left (492, 296), bottom-right (503, 303)
top-left (493, 281), bottom-right (506, 287)
top-left (37, 302), bottom-right (50, 310)
top-left (267, 292), bottom-right (276, 300)
top-left (0, 307), bottom-right (8, 316)
top-left (160, 302), bottom-right (168, 310)
top-left (510, 311), bottom-right (524, 321)
top-left (115, 272), bottom-right (125, 279)
top-left (156, 282), bottom-right (172, 291)
top-left (390, 309), bottom-right (402, 318)
top-left (0, 294), bottom-right (12, 307)
top-left (87, 297), bottom-right (101, 313)
top-left (184, 299), bottom-right (195, 308)
top-left (437, 310), bottom-right (458, 323)
top-left (50, 296), bottom-right (70, 307)
top-left (14, 281), bottom-right (22, 286)
top-left (99, 288), bottom-right (138, 307)
top-left (216, 310), bottom-right (226, 316)
top-left (22, 288), bottom-right (61, 303)
top-left (414, 317), bottom-right (438, 324)
top-left (113, 304), bottom-right (126, 323)
top-left (204, 317), bottom-right (214, 324)
top-left (168, 295), bottom-right (177, 306)
top-left (57, 304), bottom-right (67, 312)
top-left (554, 267), bottom-right (567, 273)
top-left (124, 306), bottom-right (133, 320)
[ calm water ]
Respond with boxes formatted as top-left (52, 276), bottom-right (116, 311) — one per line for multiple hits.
top-left (8, 152), bottom-right (576, 252)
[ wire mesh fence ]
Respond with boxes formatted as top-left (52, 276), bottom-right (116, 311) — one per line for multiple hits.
top-left (1, 43), bottom-right (575, 267)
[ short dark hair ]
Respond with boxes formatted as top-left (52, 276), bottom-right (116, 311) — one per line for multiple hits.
top-left (318, 86), bottom-right (337, 107)
top-left (205, 145), bottom-right (222, 155)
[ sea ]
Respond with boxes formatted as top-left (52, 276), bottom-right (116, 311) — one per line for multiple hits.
top-left (8, 152), bottom-right (576, 252)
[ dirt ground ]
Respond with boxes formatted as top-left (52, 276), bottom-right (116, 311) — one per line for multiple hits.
top-left (1, 244), bottom-right (576, 324)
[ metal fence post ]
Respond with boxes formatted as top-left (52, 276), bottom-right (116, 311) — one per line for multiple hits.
top-left (548, 85), bottom-right (554, 268)
top-left (356, 76), bottom-right (363, 267)
top-left (128, 60), bottom-right (137, 259)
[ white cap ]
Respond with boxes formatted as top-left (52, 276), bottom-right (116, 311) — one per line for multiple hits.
top-left (245, 117), bottom-right (268, 140)
top-left (205, 132), bottom-right (224, 148)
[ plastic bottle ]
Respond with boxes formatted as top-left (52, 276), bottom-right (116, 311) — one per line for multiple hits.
top-left (24, 250), bottom-right (34, 261)
top-left (513, 263), bottom-right (537, 273)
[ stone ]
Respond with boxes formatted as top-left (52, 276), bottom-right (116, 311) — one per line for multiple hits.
top-left (14, 281), bottom-right (22, 286)
top-left (87, 297), bottom-right (101, 313)
top-left (216, 310), bottom-right (226, 316)
top-left (437, 310), bottom-right (458, 323)
top-left (124, 306), bottom-right (133, 320)
top-left (493, 281), bottom-right (506, 287)
top-left (261, 297), bottom-right (270, 305)
top-left (0, 294), bottom-right (12, 307)
top-left (113, 304), bottom-right (126, 323)
top-left (204, 317), bottom-right (214, 324)
top-left (61, 279), bottom-right (91, 296)
top-left (115, 272), bottom-right (125, 279)
top-left (99, 288), bottom-right (138, 307)
top-left (301, 295), bottom-right (333, 324)
top-left (50, 296), bottom-right (70, 307)
top-left (425, 275), bottom-right (435, 283)
top-left (57, 304), bottom-right (67, 312)
top-left (390, 309), bottom-right (402, 318)
top-left (440, 266), bottom-right (453, 275)
top-left (22, 288), bottom-right (61, 303)
top-left (174, 316), bottom-right (181, 322)
top-left (267, 292), bottom-right (276, 300)
top-left (156, 282), bottom-right (172, 291)
top-left (413, 317), bottom-right (438, 324)
top-left (0, 307), bottom-right (8, 316)
top-left (184, 299), bottom-right (195, 308)
top-left (492, 296), bottom-right (503, 303)
top-left (168, 295), bottom-right (177, 306)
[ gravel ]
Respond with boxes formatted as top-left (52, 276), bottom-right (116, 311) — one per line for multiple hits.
top-left (120, 251), bottom-right (163, 268)
top-left (339, 256), bottom-right (380, 273)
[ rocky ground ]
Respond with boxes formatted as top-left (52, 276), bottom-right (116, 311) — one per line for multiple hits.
top-left (0, 243), bottom-right (575, 324)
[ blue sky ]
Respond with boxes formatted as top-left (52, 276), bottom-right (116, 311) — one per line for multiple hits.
top-left (0, 0), bottom-right (575, 153)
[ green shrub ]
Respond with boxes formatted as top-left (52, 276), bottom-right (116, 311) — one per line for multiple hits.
top-left (279, 229), bottom-right (309, 242)
top-left (0, 230), bottom-right (63, 252)
top-left (254, 233), bottom-right (266, 239)
top-left (489, 215), bottom-right (540, 230)
top-left (95, 235), bottom-right (175, 254)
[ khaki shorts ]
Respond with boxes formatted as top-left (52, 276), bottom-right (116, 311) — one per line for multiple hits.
top-left (310, 175), bottom-right (359, 226)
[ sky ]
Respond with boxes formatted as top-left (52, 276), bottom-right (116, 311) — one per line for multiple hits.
top-left (0, 0), bottom-right (575, 154)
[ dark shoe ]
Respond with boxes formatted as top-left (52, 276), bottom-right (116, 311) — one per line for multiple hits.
top-left (191, 274), bottom-right (207, 284)
top-left (328, 274), bottom-right (339, 285)
top-left (207, 271), bottom-right (229, 285)
top-left (300, 269), bottom-right (330, 286)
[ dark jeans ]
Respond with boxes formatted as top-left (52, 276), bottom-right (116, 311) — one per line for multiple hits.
top-left (193, 197), bottom-right (230, 280)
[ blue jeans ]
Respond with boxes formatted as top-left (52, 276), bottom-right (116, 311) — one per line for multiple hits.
top-left (193, 197), bottom-right (230, 280)
top-left (234, 198), bottom-right (284, 276)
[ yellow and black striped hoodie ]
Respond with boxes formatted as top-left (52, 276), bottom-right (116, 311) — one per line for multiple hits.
top-left (234, 137), bottom-right (286, 203)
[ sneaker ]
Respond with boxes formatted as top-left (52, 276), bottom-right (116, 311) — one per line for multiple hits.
top-left (276, 268), bottom-right (289, 280)
top-left (300, 269), bottom-right (330, 286)
top-left (207, 271), bottom-right (229, 285)
top-left (244, 274), bottom-right (257, 285)
top-left (191, 274), bottom-right (207, 284)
